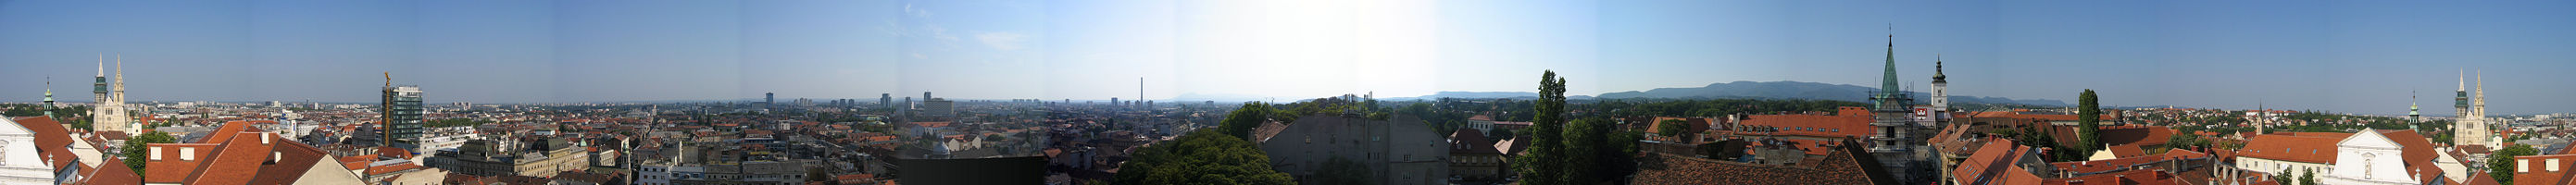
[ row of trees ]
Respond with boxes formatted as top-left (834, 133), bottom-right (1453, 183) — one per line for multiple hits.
top-left (2, 105), bottom-right (96, 130)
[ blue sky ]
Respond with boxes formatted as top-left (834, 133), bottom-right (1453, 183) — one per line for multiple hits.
top-left (2, 0), bottom-right (2571, 116)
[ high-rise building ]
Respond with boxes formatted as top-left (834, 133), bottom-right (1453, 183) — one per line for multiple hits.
top-left (924, 98), bottom-right (955, 117)
top-left (383, 72), bottom-right (425, 148)
top-left (767, 92), bottom-right (776, 105)
top-left (882, 93), bottom-right (894, 109)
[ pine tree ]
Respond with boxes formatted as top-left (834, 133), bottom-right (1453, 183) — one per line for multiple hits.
top-left (1515, 70), bottom-right (1569, 185)
top-left (2076, 89), bottom-right (2101, 154)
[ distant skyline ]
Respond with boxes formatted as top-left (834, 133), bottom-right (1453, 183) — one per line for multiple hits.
top-left (2, 0), bottom-right (2572, 116)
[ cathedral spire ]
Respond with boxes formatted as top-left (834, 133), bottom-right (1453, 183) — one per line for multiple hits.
top-left (114, 55), bottom-right (124, 92)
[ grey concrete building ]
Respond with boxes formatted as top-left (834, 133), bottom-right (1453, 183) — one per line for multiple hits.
top-left (1257, 114), bottom-right (1450, 185)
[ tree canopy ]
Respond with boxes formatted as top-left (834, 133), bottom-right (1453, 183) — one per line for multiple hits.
top-left (1656, 119), bottom-right (1690, 142)
top-left (1219, 103), bottom-right (1274, 140)
top-left (2492, 144), bottom-right (2540, 185)
top-left (1111, 130), bottom-right (1295, 185)
top-left (122, 131), bottom-right (177, 175)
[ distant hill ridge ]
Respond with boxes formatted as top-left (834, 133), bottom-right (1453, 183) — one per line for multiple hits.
top-left (1400, 80), bottom-right (2067, 106)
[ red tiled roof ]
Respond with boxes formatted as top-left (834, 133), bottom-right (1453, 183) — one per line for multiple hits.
top-left (254, 137), bottom-right (333, 184)
top-left (2234, 132), bottom-right (2351, 164)
top-left (339, 154), bottom-right (378, 170)
top-left (1953, 138), bottom-right (2044, 185)
top-left (78, 156), bottom-right (144, 185)
top-left (1733, 113), bottom-right (1875, 139)
top-left (198, 121), bottom-right (262, 143)
top-left (144, 120), bottom-right (346, 184)
top-left (182, 131), bottom-right (275, 185)
top-left (1630, 140), bottom-right (1893, 185)
top-left (144, 143), bottom-right (219, 183)
top-left (369, 162), bottom-right (422, 176)
top-left (8, 117), bottom-right (81, 169)
top-left (1449, 129), bottom-right (1501, 154)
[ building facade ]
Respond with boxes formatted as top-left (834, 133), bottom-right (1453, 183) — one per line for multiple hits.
top-left (426, 138), bottom-right (591, 178)
top-left (2456, 71), bottom-right (2494, 148)
top-left (93, 56), bottom-right (136, 136)
top-left (381, 77), bottom-right (424, 149)
top-left (1257, 115), bottom-right (1449, 185)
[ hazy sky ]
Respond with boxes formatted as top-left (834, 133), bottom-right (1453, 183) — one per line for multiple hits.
top-left (2, 0), bottom-right (2571, 116)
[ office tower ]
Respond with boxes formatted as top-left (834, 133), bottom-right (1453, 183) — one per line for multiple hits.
top-left (383, 72), bottom-right (425, 148)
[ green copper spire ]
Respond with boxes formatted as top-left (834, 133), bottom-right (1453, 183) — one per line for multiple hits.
top-left (1881, 30), bottom-right (1899, 102)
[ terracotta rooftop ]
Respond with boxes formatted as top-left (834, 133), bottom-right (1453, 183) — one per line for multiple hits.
top-left (2234, 132), bottom-right (2351, 164)
top-left (1630, 140), bottom-right (1894, 185)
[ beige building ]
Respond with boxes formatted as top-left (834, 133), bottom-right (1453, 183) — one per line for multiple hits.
top-left (427, 138), bottom-right (591, 178)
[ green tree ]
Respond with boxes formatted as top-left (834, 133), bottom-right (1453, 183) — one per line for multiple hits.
top-left (1597, 130), bottom-right (1643, 184)
top-left (1111, 130), bottom-right (1294, 185)
top-left (1515, 70), bottom-right (1569, 185)
top-left (121, 131), bottom-right (177, 175)
top-left (1317, 156), bottom-right (1374, 185)
top-left (2492, 144), bottom-right (2539, 185)
top-left (1218, 103), bottom-right (1273, 140)
top-left (1656, 119), bottom-right (1690, 142)
top-left (2299, 168), bottom-right (2318, 185)
top-left (1559, 117), bottom-right (1606, 184)
top-left (2270, 169), bottom-right (2292, 185)
top-left (2166, 133), bottom-right (2206, 152)
top-left (2076, 89), bottom-right (2101, 154)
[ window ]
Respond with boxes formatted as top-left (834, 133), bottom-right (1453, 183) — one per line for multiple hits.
top-left (2554, 158), bottom-right (2563, 172)
top-left (2520, 159), bottom-right (2531, 173)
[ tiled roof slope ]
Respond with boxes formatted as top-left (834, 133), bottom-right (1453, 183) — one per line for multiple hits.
top-left (1631, 140), bottom-right (1894, 185)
